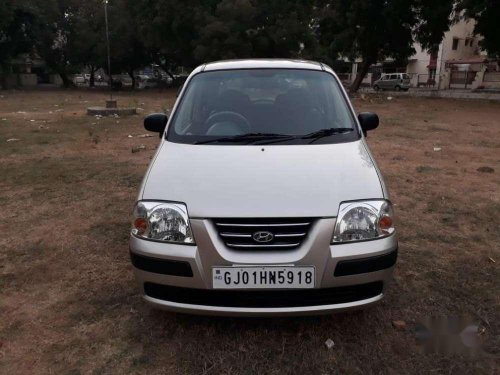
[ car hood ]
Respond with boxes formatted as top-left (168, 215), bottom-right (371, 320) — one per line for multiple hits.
top-left (141, 140), bottom-right (384, 218)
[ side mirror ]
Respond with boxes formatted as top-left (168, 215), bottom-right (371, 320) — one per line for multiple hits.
top-left (358, 112), bottom-right (379, 136)
top-left (144, 113), bottom-right (168, 137)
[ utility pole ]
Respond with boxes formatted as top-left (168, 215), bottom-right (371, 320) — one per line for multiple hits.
top-left (104, 0), bottom-right (112, 100)
top-left (87, 0), bottom-right (136, 116)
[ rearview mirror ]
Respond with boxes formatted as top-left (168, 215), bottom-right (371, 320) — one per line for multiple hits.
top-left (358, 112), bottom-right (379, 136)
top-left (144, 113), bottom-right (168, 137)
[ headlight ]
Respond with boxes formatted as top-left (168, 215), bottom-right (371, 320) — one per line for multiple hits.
top-left (332, 200), bottom-right (395, 243)
top-left (132, 201), bottom-right (195, 244)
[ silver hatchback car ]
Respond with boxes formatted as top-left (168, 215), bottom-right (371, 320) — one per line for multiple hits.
top-left (373, 73), bottom-right (411, 91)
top-left (130, 59), bottom-right (398, 316)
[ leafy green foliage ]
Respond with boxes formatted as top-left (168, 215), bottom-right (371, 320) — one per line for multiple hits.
top-left (195, 0), bottom-right (318, 62)
top-left (0, 0), bottom-right (38, 69)
top-left (70, 0), bottom-right (107, 79)
top-left (26, 0), bottom-right (82, 86)
top-left (458, 0), bottom-right (500, 57)
top-left (107, 0), bottom-right (151, 84)
top-left (5, 0), bottom-right (498, 91)
top-left (317, 0), bottom-right (454, 91)
top-left (130, 0), bottom-right (317, 70)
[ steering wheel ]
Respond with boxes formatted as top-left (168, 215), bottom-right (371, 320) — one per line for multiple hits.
top-left (204, 111), bottom-right (251, 136)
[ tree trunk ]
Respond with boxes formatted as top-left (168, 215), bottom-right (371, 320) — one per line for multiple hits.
top-left (350, 60), bottom-right (372, 93)
top-left (89, 66), bottom-right (96, 87)
top-left (59, 70), bottom-right (74, 88)
top-left (157, 62), bottom-right (175, 80)
top-left (128, 70), bottom-right (136, 90)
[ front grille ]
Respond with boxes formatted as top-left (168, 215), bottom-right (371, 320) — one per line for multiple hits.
top-left (144, 281), bottom-right (384, 308)
top-left (214, 218), bottom-right (313, 250)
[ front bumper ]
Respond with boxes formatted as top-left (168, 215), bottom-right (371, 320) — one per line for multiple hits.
top-left (129, 218), bottom-right (398, 316)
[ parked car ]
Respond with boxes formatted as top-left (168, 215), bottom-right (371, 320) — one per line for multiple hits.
top-left (130, 59), bottom-right (397, 316)
top-left (155, 71), bottom-right (174, 87)
top-left (73, 74), bottom-right (86, 85)
top-left (172, 73), bottom-right (189, 86)
top-left (106, 74), bottom-right (133, 89)
top-left (135, 74), bottom-right (158, 89)
top-left (373, 73), bottom-right (411, 91)
top-left (119, 74), bottom-right (133, 87)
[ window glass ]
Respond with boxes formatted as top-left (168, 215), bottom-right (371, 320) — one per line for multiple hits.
top-left (167, 69), bottom-right (359, 145)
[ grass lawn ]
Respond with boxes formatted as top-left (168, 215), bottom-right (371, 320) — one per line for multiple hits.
top-left (0, 89), bottom-right (498, 374)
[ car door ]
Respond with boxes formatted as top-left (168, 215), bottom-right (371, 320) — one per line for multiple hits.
top-left (402, 74), bottom-right (411, 87)
top-left (379, 75), bottom-right (388, 89)
top-left (386, 74), bottom-right (396, 89)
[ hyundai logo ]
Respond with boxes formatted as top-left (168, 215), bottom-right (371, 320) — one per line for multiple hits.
top-left (252, 231), bottom-right (274, 243)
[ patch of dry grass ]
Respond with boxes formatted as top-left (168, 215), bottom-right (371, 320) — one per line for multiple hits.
top-left (0, 90), bottom-right (499, 374)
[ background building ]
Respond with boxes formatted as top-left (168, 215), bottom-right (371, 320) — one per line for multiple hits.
top-left (407, 18), bottom-right (487, 88)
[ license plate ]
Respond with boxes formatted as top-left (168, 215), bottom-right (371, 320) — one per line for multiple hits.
top-left (212, 266), bottom-right (315, 289)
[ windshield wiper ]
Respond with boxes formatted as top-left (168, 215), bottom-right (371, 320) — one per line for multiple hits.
top-left (301, 128), bottom-right (353, 144)
top-left (195, 133), bottom-right (291, 145)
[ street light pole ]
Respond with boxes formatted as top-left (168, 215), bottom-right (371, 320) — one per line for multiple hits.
top-left (104, 0), bottom-right (112, 100)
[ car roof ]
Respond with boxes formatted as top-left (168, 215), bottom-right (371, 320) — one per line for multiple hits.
top-left (200, 59), bottom-right (326, 72)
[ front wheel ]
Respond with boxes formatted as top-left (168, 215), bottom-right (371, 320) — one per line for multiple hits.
top-left (395, 85), bottom-right (401, 92)
top-left (373, 85), bottom-right (380, 91)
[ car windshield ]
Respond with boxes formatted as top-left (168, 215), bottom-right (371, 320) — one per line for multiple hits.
top-left (167, 69), bottom-right (359, 145)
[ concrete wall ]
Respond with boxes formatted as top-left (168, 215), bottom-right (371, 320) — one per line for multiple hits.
top-left (439, 70), bottom-right (451, 90)
top-left (482, 72), bottom-right (500, 89)
top-left (406, 18), bottom-right (485, 89)
top-left (407, 45), bottom-right (432, 76)
top-left (0, 74), bottom-right (18, 89)
top-left (1, 73), bottom-right (38, 88)
top-left (471, 68), bottom-right (486, 90)
top-left (18, 74), bottom-right (38, 87)
top-left (440, 19), bottom-right (480, 65)
top-left (49, 74), bottom-right (63, 85)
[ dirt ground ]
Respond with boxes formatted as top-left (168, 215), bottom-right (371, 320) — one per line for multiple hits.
top-left (0, 89), bottom-right (498, 374)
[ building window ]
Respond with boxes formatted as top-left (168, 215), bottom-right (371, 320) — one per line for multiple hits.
top-left (465, 38), bottom-right (474, 47)
top-left (452, 38), bottom-right (459, 50)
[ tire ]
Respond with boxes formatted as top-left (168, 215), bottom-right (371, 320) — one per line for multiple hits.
top-left (373, 85), bottom-right (380, 91)
top-left (395, 85), bottom-right (401, 92)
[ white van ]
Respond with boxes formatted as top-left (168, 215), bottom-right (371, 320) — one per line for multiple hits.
top-left (129, 59), bottom-right (397, 316)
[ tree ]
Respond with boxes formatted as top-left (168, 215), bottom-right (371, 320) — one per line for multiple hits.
top-left (129, 0), bottom-right (213, 76)
top-left (1, 0), bottom-right (105, 88)
top-left (0, 1), bottom-right (16, 69)
top-left (0, 1), bottom-right (37, 71)
top-left (71, 0), bottom-right (107, 87)
top-left (192, 0), bottom-right (317, 62)
top-left (458, 0), bottom-right (500, 57)
top-left (0, 1), bottom-right (39, 89)
top-left (130, 0), bottom-right (317, 74)
top-left (28, 0), bottom-right (81, 87)
top-left (317, 0), bottom-right (454, 92)
top-left (108, 0), bottom-right (152, 88)
top-left (30, 0), bottom-right (158, 89)
top-left (69, 0), bottom-right (151, 89)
